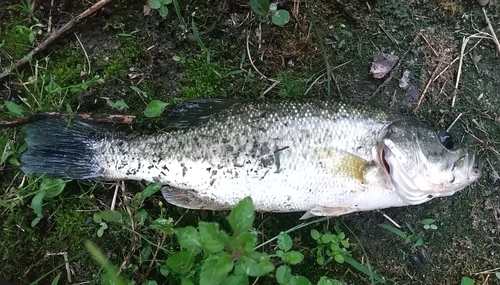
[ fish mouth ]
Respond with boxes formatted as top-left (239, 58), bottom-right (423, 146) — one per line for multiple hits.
top-left (376, 142), bottom-right (481, 205)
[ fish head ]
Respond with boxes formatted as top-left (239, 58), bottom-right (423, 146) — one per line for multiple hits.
top-left (376, 119), bottom-right (481, 205)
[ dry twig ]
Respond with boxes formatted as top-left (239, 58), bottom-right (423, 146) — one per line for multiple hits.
top-left (413, 61), bottom-right (443, 113)
top-left (482, 7), bottom-right (500, 53)
top-left (0, 112), bottom-right (136, 128)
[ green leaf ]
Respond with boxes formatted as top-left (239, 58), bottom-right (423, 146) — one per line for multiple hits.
top-left (66, 103), bottom-right (73, 114)
top-left (288, 276), bottom-right (312, 285)
top-left (320, 233), bottom-right (334, 244)
top-left (40, 178), bottom-right (66, 198)
top-left (495, 272), bottom-right (500, 279)
top-left (317, 276), bottom-right (343, 285)
top-left (8, 157), bottom-right (20, 166)
top-left (340, 29), bottom-right (352, 37)
top-left (130, 86), bottom-right (148, 98)
top-left (198, 222), bottom-right (228, 253)
top-left (234, 231), bottom-right (258, 252)
top-left (86, 240), bottom-right (128, 285)
top-left (93, 213), bottom-right (103, 223)
top-left (340, 239), bottom-right (350, 248)
top-left (379, 224), bottom-right (407, 239)
top-left (278, 232), bottom-right (293, 252)
top-left (97, 223), bottom-right (108, 237)
top-left (221, 274), bottom-right (248, 285)
top-left (167, 250), bottom-right (195, 274)
top-left (144, 100), bottom-right (169, 118)
top-left (150, 218), bottom-right (174, 235)
top-left (106, 99), bottom-right (129, 111)
top-left (158, 5), bottom-right (168, 17)
top-left (200, 253), bottom-right (234, 285)
top-left (343, 256), bottom-right (385, 283)
top-left (316, 256), bottom-right (324, 265)
top-left (142, 281), bottom-right (158, 285)
top-left (333, 254), bottom-right (344, 264)
top-left (228, 197), bottom-right (254, 235)
top-left (5, 101), bottom-right (24, 117)
top-left (181, 278), bottom-right (194, 285)
top-left (420, 218), bottom-right (436, 225)
top-left (31, 216), bottom-right (42, 227)
top-left (31, 190), bottom-right (45, 217)
top-left (99, 210), bottom-right (123, 223)
top-left (160, 264), bottom-right (169, 277)
top-left (461, 277), bottom-right (475, 285)
top-left (177, 226), bottom-right (202, 249)
top-left (284, 251), bottom-right (304, 265)
top-left (241, 256), bottom-right (274, 277)
top-left (276, 265), bottom-right (292, 285)
top-left (310, 229), bottom-right (320, 240)
top-left (249, 0), bottom-right (270, 17)
top-left (50, 273), bottom-right (61, 285)
top-left (136, 209), bottom-right (148, 225)
top-left (141, 183), bottom-right (162, 198)
top-left (0, 150), bottom-right (17, 165)
top-left (271, 10), bottom-right (290, 26)
top-left (413, 237), bottom-right (424, 247)
top-left (149, 0), bottom-right (161, 9)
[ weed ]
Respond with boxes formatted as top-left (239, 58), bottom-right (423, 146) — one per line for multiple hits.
top-left (144, 100), bottom-right (170, 118)
top-left (106, 99), bottom-right (129, 111)
top-left (420, 218), bottom-right (438, 230)
top-left (311, 223), bottom-right (351, 265)
top-left (250, 0), bottom-right (290, 26)
top-left (380, 222), bottom-right (425, 247)
top-left (149, 0), bottom-right (173, 18)
top-left (277, 72), bottom-right (305, 98)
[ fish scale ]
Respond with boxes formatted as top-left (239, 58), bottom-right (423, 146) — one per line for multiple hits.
top-left (20, 99), bottom-right (481, 219)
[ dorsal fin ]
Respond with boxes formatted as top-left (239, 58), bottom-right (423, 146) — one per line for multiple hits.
top-left (165, 98), bottom-right (241, 129)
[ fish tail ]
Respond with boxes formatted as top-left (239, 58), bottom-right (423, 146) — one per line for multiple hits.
top-left (21, 118), bottom-right (108, 180)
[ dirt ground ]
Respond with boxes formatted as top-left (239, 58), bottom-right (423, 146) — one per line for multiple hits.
top-left (1, 0), bottom-right (500, 284)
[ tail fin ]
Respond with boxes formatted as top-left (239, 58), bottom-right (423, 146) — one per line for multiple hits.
top-left (21, 118), bottom-right (107, 180)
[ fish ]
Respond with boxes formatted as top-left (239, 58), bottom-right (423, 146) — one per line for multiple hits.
top-left (20, 99), bottom-right (481, 219)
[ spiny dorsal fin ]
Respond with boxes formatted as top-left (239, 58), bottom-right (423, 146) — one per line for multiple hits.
top-left (166, 99), bottom-right (241, 129)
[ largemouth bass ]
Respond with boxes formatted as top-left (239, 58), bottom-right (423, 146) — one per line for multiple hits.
top-left (20, 99), bottom-right (481, 219)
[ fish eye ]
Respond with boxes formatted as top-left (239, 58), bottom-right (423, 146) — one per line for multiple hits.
top-left (438, 131), bottom-right (454, 150)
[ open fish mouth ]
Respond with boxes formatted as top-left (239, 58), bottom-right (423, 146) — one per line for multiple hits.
top-left (377, 141), bottom-right (481, 205)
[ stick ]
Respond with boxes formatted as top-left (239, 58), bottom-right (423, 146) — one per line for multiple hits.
top-left (482, 7), bottom-right (500, 53)
top-left (0, 112), bottom-right (136, 128)
top-left (0, 0), bottom-right (113, 80)
top-left (413, 61), bottom-right (443, 113)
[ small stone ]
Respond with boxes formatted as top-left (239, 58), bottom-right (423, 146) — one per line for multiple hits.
top-left (476, 0), bottom-right (489, 6)
top-left (370, 51), bottom-right (399, 78)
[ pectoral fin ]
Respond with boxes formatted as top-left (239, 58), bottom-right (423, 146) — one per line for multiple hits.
top-left (316, 148), bottom-right (370, 183)
top-left (300, 205), bottom-right (359, 220)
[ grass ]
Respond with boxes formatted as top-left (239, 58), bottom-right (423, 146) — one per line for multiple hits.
top-left (1, 0), bottom-right (500, 284)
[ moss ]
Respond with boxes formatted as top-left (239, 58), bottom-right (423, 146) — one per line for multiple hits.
top-left (48, 45), bottom-right (88, 87)
top-left (277, 72), bottom-right (306, 98)
top-left (1, 24), bottom-right (33, 59)
top-left (179, 56), bottom-right (231, 99)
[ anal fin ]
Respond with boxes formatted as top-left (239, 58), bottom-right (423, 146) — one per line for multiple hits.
top-left (300, 205), bottom-right (359, 220)
top-left (161, 185), bottom-right (232, 211)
